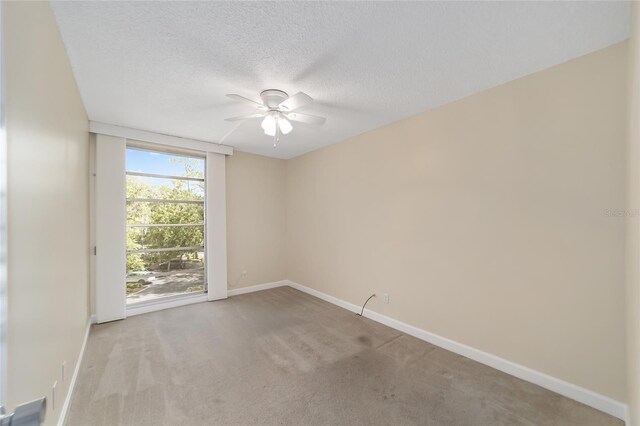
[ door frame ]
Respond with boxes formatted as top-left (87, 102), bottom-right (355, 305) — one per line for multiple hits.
top-left (0, 0), bottom-right (9, 407)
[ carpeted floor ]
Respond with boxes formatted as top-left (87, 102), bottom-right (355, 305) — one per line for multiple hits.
top-left (66, 286), bottom-right (622, 425)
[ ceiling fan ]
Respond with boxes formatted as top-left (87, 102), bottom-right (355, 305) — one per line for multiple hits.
top-left (224, 89), bottom-right (326, 147)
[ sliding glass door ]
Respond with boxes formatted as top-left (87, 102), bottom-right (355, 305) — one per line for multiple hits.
top-left (125, 147), bottom-right (206, 305)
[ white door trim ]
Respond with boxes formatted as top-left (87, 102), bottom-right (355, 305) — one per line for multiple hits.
top-left (94, 135), bottom-right (127, 323)
top-left (206, 152), bottom-right (228, 301)
top-left (0, 0), bottom-right (8, 407)
top-left (89, 121), bottom-right (233, 156)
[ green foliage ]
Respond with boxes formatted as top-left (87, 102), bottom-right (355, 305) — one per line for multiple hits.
top-left (126, 159), bottom-right (205, 273)
top-left (187, 284), bottom-right (204, 293)
top-left (126, 281), bottom-right (149, 294)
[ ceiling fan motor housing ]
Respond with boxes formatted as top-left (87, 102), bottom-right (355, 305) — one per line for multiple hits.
top-left (260, 89), bottom-right (289, 109)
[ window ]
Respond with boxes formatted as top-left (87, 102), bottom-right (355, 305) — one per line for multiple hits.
top-left (125, 147), bottom-right (206, 305)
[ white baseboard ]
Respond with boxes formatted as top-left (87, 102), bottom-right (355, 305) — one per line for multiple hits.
top-left (227, 280), bottom-right (288, 297)
top-left (57, 316), bottom-right (92, 426)
top-left (287, 281), bottom-right (364, 313)
top-left (285, 280), bottom-right (629, 423)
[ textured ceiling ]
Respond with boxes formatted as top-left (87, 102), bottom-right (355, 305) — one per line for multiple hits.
top-left (51, 1), bottom-right (630, 159)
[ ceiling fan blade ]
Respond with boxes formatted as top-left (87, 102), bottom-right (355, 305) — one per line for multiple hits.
top-left (278, 91), bottom-right (313, 111)
top-left (218, 121), bottom-right (244, 145)
top-left (224, 112), bottom-right (266, 122)
top-left (286, 112), bottom-right (326, 125)
top-left (226, 94), bottom-right (266, 109)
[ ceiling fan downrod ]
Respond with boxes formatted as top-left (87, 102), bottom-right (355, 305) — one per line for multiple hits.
top-left (274, 126), bottom-right (280, 148)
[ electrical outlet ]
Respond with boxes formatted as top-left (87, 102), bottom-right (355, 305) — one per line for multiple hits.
top-left (383, 293), bottom-right (390, 304)
top-left (241, 270), bottom-right (247, 277)
top-left (52, 381), bottom-right (57, 411)
top-left (62, 361), bottom-right (66, 382)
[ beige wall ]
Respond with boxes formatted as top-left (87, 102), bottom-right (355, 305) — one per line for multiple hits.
top-left (286, 42), bottom-right (628, 402)
top-left (4, 1), bottom-right (90, 424)
top-left (227, 151), bottom-right (287, 289)
top-left (627, 3), bottom-right (640, 424)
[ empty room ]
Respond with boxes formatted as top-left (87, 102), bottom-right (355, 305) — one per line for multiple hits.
top-left (2, 1), bottom-right (640, 425)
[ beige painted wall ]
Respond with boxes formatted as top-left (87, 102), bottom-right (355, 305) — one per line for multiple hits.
top-left (4, 1), bottom-right (90, 424)
top-left (286, 42), bottom-right (628, 401)
top-left (227, 151), bottom-right (287, 289)
top-left (627, 3), bottom-right (640, 424)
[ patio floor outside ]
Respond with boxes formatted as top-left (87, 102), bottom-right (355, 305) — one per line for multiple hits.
top-left (126, 266), bottom-right (205, 304)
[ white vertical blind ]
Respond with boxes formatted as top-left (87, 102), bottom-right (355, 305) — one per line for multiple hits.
top-left (95, 134), bottom-right (126, 323)
top-left (206, 152), bottom-right (228, 301)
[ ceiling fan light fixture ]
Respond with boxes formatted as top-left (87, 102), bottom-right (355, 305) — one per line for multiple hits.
top-left (279, 116), bottom-right (293, 135)
top-left (261, 113), bottom-right (277, 136)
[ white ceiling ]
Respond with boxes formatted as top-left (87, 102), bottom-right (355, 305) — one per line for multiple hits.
top-left (51, 1), bottom-right (630, 159)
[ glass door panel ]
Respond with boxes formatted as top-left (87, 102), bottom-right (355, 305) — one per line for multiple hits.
top-left (125, 147), bottom-right (206, 306)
